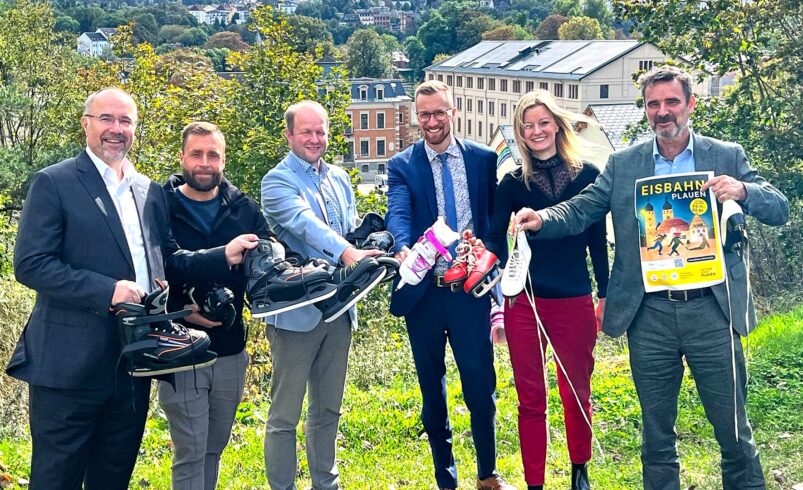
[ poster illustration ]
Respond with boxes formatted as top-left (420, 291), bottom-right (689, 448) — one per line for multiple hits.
top-left (634, 171), bottom-right (725, 292)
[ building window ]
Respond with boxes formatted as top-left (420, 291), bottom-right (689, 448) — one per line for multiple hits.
top-left (467, 119), bottom-right (472, 135)
top-left (526, 81), bottom-right (534, 92)
top-left (447, 75), bottom-right (453, 86)
top-left (539, 81), bottom-right (549, 91)
top-left (360, 139), bottom-right (369, 157)
top-left (377, 139), bottom-right (386, 156)
top-left (377, 112), bottom-right (385, 129)
top-left (397, 112), bottom-right (404, 124)
top-left (457, 117), bottom-right (461, 132)
top-left (553, 83), bottom-right (563, 98)
top-left (477, 77), bottom-right (484, 90)
top-left (360, 113), bottom-right (368, 130)
top-left (428, 74), bottom-right (434, 80)
top-left (489, 123), bottom-right (494, 135)
top-left (600, 84), bottom-right (609, 99)
top-left (361, 164), bottom-right (369, 172)
top-left (456, 97), bottom-right (462, 110)
top-left (466, 76), bottom-right (473, 89)
top-left (398, 138), bottom-right (404, 149)
top-left (488, 101), bottom-right (495, 115)
top-left (378, 163), bottom-right (386, 173)
top-left (466, 98), bottom-right (472, 112)
top-left (478, 121), bottom-right (482, 138)
top-left (500, 103), bottom-right (507, 118)
top-left (376, 86), bottom-right (384, 100)
top-left (488, 78), bottom-right (496, 91)
top-left (513, 80), bottom-right (521, 93)
top-left (347, 141), bottom-right (354, 160)
top-left (639, 60), bottom-right (655, 71)
top-left (568, 84), bottom-right (579, 100)
top-left (360, 86), bottom-right (368, 100)
top-left (347, 113), bottom-right (353, 133)
top-left (437, 75), bottom-right (443, 81)
top-left (500, 79), bottom-right (508, 92)
top-left (456, 76), bottom-right (463, 87)
top-left (477, 100), bottom-right (483, 114)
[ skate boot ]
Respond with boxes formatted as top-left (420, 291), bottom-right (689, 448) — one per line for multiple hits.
top-left (361, 230), bottom-right (398, 283)
top-left (186, 284), bottom-right (237, 331)
top-left (442, 231), bottom-right (475, 292)
top-left (463, 244), bottom-right (501, 298)
top-left (245, 239), bottom-right (338, 318)
top-left (345, 212), bottom-right (386, 247)
top-left (500, 228), bottom-right (531, 298)
top-left (317, 257), bottom-right (387, 322)
top-left (114, 282), bottom-right (217, 377)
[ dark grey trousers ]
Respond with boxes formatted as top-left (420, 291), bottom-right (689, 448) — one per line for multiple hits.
top-left (627, 294), bottom-right (765, 490)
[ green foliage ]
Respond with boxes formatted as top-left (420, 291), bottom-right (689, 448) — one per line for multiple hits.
top-left (557, 16), bottom-right (607, 40)
top-left (286, 15), bottom-right (334, 54)
top-left (0, 278), bottom-right (33, 438)
top-left (553, 0), bottom-right (582, 17)
top-left (345, 29), bottom-right (392, 78)
top-left (534, 13), bottom-right (567, 40)
top-left (583, 0), bottom-right (614, 28)
top-left (482, 24), bottom-right (534, 41)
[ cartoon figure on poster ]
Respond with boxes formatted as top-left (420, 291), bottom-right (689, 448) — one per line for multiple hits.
top-left (635, 171), bottom-right (725, 292)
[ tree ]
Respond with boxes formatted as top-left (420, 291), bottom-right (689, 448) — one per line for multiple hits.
top-left (553, 0), bottom-right (582, 17)
top-left (158, 24), bottom-right (188, 45)
top-left (455, 14), bottom-right (500, 51)
top-left (613, 0), bottom-right (803, 293)
top-left (54, 15), bottom-right (79, 33)
top-left (225, 6), bottom-right (351, 198)
top-left (534, 14), bottom-right (566, 39)
top-left (204, 31), bottom-right (249, 51)
top-left (583, 0), bottom-right (614, 28)
top-left (345, 29), bottom-right (391, 78)
top-left (176, 26), bottom-right (208, 47)
top-left (286, 15), bottom-right (333, 54)
top-left (558, 16), bottom-right (604, 40)
top-left (506, 0), bottom-right (553, 27)
top-left (403, 35), bottom-right (427, 81)
top-left (380, 33), bottom-right (402, 55)
top-left (482, 24), bottom-right (533, 40)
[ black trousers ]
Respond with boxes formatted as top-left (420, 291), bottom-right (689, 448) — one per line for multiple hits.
top-left (28, 375), bottom-right (150, 490)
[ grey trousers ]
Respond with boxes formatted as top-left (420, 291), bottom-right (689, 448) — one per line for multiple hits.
top-left (264, 316), bottom-right (351, 490)
top-left (158, 349), bottom-right (249, 490)
top-left (628, 294), bottom-right (765, 490)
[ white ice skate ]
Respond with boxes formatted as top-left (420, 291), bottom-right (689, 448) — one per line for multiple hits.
top-left (500, 227), bottom-right (531, 298)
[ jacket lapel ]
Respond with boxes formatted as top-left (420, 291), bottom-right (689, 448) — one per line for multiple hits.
top-left (692, 133), bottom-right (716, 175)
top-left (75, 151), bottom-right (135, 270)
top-left (636, 140), bottom-right (655, 181)
top-left (413, 141), bottom-right (438, 221)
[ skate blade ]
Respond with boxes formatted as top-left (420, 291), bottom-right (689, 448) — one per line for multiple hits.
top-left (323, 268), bottom-right (387, 322)
top-left (129, 356), bottom-right (217, 377)
top-left (470, 269), bottom-right (503, 298)
top-left (250, 286), bottom-right (338, 318)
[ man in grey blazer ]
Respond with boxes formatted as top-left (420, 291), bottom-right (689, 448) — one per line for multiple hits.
top-left (7, 88), bottom-right (257, 490)
top-left (514, 66), bottom-right (788, 489)
top-left (260, 100), bottom-right (382, 490)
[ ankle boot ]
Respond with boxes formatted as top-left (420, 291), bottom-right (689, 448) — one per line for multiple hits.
top-left (571, 463), bottom-right (590, 490)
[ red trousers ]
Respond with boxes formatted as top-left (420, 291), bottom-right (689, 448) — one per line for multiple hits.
top-left (504, 293), bottom-right (597, 485)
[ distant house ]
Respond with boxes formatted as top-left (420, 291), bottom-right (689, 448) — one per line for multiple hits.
top-left (77, 28), bottom-right (116, 57)
top-left (315, 55), bottom-right (344, 77)
top-left (343, 78), bottom-right (413, 181)
top-left (579, 103), bottom-right (651, 167)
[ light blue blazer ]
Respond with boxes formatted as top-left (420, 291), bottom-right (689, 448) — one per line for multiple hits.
top-left (261, 152), bottom-right (358, 331)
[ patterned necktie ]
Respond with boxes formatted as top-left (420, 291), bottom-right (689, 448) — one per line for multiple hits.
top-left (438, 152), bottom-right (458, 232)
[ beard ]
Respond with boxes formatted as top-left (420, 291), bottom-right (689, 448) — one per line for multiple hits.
top-left (183, 168), bottom-right (222, 192)
top-left (652, 115), bottom-right (687, 139)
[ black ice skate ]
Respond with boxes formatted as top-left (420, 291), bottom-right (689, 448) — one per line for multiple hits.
top-left (317, 257), bottom-right (387, 322)
top-left (114, 281), bottom-right (217, 377)
top-left (244, 239), bottom-right (338, 318)
top-left (345, 212), bottom-right (386, 247)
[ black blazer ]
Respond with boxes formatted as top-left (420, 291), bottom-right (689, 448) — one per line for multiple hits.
top-left (7, 151), bottom-right (228, 389)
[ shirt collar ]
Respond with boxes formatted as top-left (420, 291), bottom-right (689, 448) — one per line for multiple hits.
top-left (289, 150), bottom-right (328, 178)
top-left (653, 131), bottom-right (694, 161)
top-left (424, 136), bottom-right (459, 163)
top-left (86, 146), bottom-right (136, 185)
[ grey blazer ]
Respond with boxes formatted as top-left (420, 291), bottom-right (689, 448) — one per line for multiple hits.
top-left (7, 151), bottom-right (228, 389)
top-left (538, 134), bottom-right (789, 337)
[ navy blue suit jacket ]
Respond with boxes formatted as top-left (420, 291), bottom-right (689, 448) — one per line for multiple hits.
top-left (385, 138), bottom-right (497, 317)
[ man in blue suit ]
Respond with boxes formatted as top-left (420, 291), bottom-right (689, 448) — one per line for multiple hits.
top-left (260, 100), bottom-right (383, 490)
top-left (386, 81), bottom-right (513, 490)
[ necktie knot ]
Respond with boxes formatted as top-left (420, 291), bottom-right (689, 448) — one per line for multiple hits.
top-left (438, 152), bottom-right (449, 165)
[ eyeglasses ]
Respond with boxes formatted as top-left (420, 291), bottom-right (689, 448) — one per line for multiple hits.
top-left (416, 108), bottom-right (452, 122)
top-left (84, 114), bottom-right (136, 129)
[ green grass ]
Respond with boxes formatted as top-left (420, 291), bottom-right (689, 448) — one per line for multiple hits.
top-left (1, 303), bottom-right (802, 489)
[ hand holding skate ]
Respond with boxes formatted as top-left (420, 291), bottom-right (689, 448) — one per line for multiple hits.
top-left (225, 233), bottom-right (259, 265)
top-left (512, 207), bottom-right (543, 232)
top-left (112, 280), bottom-right (145, 306)
top-left (443, 230), bottom-right (502, 298)
top-left (396, 217), bottom-right (460, 290)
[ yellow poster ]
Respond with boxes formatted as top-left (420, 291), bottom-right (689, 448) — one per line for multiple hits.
top-left (634, 172), bottom-right (725, 292)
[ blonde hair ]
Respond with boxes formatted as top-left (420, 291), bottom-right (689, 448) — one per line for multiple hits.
top-left (512, 89), bottom-right (598, 189)
top-left (414, 79), bottom-right (453, 103)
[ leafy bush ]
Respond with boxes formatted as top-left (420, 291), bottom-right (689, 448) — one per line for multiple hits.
top-left (0, 278), bottom-right (34, 438)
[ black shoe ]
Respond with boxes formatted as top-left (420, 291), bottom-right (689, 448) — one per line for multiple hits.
top-left (345, 212), bottom-right (386, 246)
top-left (114, 283), bottom-right (217, 377)
top-left (244, 239), bottom-right (338, 317)
top-left (317, 257), bottom-right (386, 322)
top-left (571, 462), bottom-right (590, 490)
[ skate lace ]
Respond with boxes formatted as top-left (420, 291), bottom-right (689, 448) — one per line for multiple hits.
top-left (506, 247), bottom-right (525, 278)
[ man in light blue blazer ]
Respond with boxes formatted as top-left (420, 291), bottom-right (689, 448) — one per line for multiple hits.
top-left (515, 66), bottom-right (789, 490)
top-left (260, 100), bottom-right (383, 490)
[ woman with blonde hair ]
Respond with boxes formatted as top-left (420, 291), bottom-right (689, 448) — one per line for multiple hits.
top-left (487, 90), bottom-right (609, 489)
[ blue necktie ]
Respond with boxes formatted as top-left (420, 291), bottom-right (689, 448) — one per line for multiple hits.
top-left (438, 152), bottom-right (458, 232)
